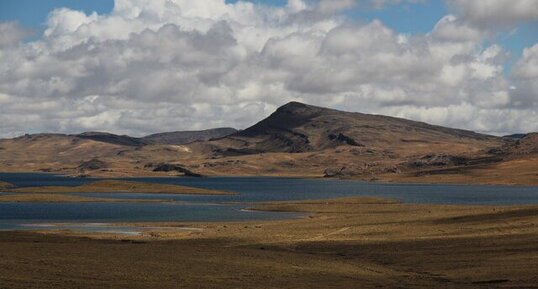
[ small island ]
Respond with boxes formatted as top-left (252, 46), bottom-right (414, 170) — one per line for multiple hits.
top-left (0, 181), bottom-right (13, 190)
top-left (0, 180), bottom-right (232, 203)
top-left (8, 180), bottom-right (232, 195)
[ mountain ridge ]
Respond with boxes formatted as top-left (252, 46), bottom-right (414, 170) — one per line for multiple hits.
top-left (0, 101), bottom-right (537, 185)
top-left (8, 128), bottom-right (239, 147)
top-left (143, 127), bottom-right (237, 145)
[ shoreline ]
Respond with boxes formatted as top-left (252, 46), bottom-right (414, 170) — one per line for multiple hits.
top-left (2, 170), bottom-right (538, 188)
top-left (9, 195), bottom-right (538, 237)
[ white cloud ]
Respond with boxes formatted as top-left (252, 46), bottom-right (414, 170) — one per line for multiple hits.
top-left (0, 22), bottom-right (32, 48)
top-left (317, 0), bottom-right (357, 14)
top-left (514, 44), bottom-right (538, 79)
top-left (432, 14), bottom-right (484, 42)
top-left (369, 0), bottom-right (424, 9)
top-left (0, 0), bottom-right (536, 138)
top-left (511, 44), bottom-right (538, 107)
top-left (287, 0), bottom-right (307, 12)
top-left (448, 0), bottom-right (538, 27)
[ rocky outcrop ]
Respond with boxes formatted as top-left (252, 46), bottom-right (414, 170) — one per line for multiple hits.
top-left (324, 167), bottom-right (347, 178)
top-left (151, 163), bottom-right (203, 177)
top-left (78, 158), bottom-right (108, 170)
top-left (328, 133), bottom-right (363, 147)
top-left (408, 154), bottom-right (468, 168)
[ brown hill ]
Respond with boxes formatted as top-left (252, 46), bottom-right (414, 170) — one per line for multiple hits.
top-left (210, 102), bottom-right (500, 155)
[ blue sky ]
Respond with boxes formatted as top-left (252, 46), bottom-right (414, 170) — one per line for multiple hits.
top-left (1, 0), bottom-right (534, 62)
top-left (0, 0), bottom-right (114, 27)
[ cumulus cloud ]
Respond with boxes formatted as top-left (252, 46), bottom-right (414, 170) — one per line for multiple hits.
top-left (0, 0), bottom-right (536, 137)
top-left (511, 44), bottom-right (538, 107)
top-left (0, 22), bottom-right (32, 48)
top-left (432, 14), bottom-right (484, 42)
top-left (317, 0), bottom-right (357, 14)
top-left (447, 0), bottom-right (538, 27)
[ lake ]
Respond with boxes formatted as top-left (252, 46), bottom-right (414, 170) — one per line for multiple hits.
top-left (2, 173), bottom-right (538, 233)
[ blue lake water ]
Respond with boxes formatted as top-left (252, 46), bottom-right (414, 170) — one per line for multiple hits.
top-left (1, 173), bottom-right (538, 233)
top-left (0, 202), bottom-right (299, 227)
top-left (0, 172), bottom-right (95, 187)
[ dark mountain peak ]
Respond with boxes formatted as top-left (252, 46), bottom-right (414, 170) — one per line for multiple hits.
top-left (278, 101), bottom-right (309, 111)
top-left (235, 102), bottom-right (326, 138)
top-left (276, 101), bottom-right (325, 115)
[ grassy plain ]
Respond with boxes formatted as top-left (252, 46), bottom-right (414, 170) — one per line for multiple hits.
top-left (1, 197), bottom-right (538, 288)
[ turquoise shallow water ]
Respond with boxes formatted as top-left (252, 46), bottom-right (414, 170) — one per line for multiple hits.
top-left (1, 172), bottom-right (538, 232)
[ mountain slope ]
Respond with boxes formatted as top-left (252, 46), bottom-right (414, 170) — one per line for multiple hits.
top-left (143, 128), bottom-right (237, 145)
top-left (76, 132), bottom-right (148, 147)
top-left (509, 133), bottom-right (538, 155)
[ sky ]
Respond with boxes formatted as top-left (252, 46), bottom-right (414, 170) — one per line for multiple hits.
top-left (0, 0), bottom-right (537, 137)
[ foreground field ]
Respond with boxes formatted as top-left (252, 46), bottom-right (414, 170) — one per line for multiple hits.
top-left (1, 197), bottom-right (538, 289)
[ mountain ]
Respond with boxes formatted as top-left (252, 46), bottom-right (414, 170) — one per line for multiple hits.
top-left (216, 101), bottom-right (500, 154)
top-left (1, 102), bottom-right (537, 185)
top-left (195, 102), bottom-right (517, 182)
top-left (143, 128), bottom-right (237, 145)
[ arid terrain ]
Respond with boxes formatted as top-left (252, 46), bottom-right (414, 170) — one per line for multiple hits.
top-left (1, 197), bottom-right (538, 289)
top-left (1, 102), bottom-right (537, 185)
